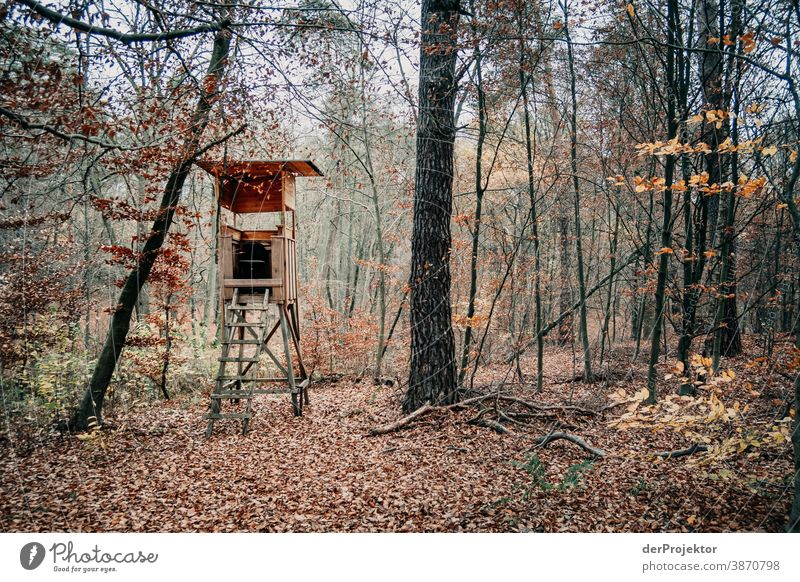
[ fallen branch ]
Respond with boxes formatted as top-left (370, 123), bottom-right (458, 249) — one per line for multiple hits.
top-left (531, 431), bottom-right (606, 457)
top-left (368, 392), bottom-right (598, 436)
top-left (369, 394), bottom-right (509, 436)
top-left (369, 403), bottom-right (433, 435)
top-left (654, 443), bottom-right (709, 459)
top-left (516, 399), bottom-right (601, 417)
top-left (471, 418), bottom-right (511, 434)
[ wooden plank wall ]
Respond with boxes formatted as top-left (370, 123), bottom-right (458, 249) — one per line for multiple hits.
top-left (267, 235), bottom-right (297, 303)
top-left (219, 233), bottom-right (234, 301)
top-left (286, 237), bottom-right (297, 302)
top-left (270, 236), bottom-right (284, 302)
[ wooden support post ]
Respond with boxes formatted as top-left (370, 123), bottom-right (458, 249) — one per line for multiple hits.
top-left (279, 303), bottom-right (300, 416)
top-left (286, 303), bottom-right (310, 405)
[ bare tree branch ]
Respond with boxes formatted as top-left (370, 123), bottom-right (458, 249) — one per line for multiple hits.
top-left (19, 0), bottom-right (229, 44)
top-left (0, 104), bottom-right (124, 149)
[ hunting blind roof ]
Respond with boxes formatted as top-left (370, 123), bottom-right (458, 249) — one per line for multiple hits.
top-left (197, 159), bottom-right (323, 214)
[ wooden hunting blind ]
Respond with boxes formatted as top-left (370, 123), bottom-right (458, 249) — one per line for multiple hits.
top-left (198, 160), bottom-right (323, 436)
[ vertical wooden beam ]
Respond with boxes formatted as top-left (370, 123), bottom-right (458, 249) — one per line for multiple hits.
top-left (279, 304), bottom-right (300, 415)
top-left (287, 303), bottom-right (306, 378)
top-left (271, 236), bottom-right (284, 302)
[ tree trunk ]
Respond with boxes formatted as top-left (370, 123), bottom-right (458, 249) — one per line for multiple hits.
top-left (356, 59), bottom-right (387, 381)
top-left (534, 10), bottom-right (571, 348)
top-left (70, 26), bottom-right (232, 430)
top-left (633, 185), bottom-right (655, 360)
top-left (557, 214), bottom-right (574, 345)
top-left (712, 0), bottom-right (744, 371)
top-left (791, 361), bottom-right (800, 532)
top-left (458, 37), bottom-right (486, 387)
top-left (564, 2), bottom-right (592, 382)
top-left (676, 0), bottom-right (716, 393)
top-left (518, 10), bottom-right (544, 393)
top-left (646, 0), bottom-right (679, 404)
top-left (159, 294), bottom-right (172, 401)
top-left (203, 191), bottom-right (220, 332)
top-left (404, 0), bottom-right (460, 413)
top-left (600, 197), bottom-right (620, 366)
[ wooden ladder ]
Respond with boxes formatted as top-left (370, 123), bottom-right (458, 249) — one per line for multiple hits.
top-left (205, 287), bottom-right (271, 437)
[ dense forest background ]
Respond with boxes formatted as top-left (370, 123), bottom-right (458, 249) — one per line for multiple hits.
top-left (1, 0), bottom-right (799, 532)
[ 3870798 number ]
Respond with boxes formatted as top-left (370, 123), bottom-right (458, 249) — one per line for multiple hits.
top-left (729, 560), bottom-right (780, 571)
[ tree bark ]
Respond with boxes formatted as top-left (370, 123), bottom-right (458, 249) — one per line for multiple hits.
top-left (404, 0), bottom-right (460, 413)
top-left (71, 26), bottom-right (232, 430)
top-left (646, 0), bottom-right (679, 404)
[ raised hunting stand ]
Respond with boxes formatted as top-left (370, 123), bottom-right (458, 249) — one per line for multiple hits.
top-left (198, 160), bottom-right (323, 437)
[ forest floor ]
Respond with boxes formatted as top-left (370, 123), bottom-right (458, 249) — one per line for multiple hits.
top-left (0, 342), bottom-right (795, 532)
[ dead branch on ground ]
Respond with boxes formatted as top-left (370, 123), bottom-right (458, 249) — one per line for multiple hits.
top-left (530, 431), bottom-right (606, 457)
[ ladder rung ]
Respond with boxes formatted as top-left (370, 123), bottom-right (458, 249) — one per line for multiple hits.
top-left (227, 305), bottom-right (271, 311)
top-left (205, 413), bottom-right (253, 420)
top-left (222, 340), bottom-right (262, 345)
top-left (225, 322), bottom-right (266, 328)
top-left (219, 357), bottom-right (260, 363)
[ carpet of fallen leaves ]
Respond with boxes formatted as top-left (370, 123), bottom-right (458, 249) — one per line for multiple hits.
top-left (0, 345), bottom-right (794, 532)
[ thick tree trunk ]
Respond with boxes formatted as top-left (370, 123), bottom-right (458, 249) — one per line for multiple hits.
top-left (404, 0), bottom-right (460, 413)
top-left (70, 27), bottom-right (232, 430)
